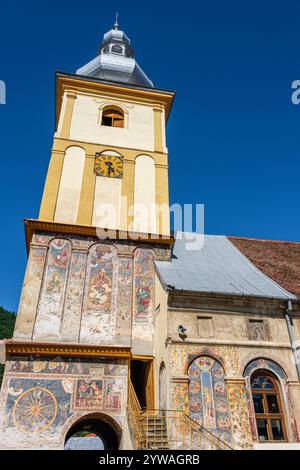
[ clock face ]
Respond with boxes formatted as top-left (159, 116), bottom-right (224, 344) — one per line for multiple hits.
top-left (94, 153), bottom-right (123, 179)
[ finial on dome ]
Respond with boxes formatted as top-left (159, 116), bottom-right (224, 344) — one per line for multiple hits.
top-left (114, 12), bottom-right (119, 30)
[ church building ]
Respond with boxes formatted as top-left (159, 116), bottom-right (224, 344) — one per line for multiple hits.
top-left (0, 18), bottom-right (300, 450)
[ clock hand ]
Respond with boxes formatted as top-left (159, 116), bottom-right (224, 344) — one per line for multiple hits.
top-left (105, 161), bottom-right (115, 177)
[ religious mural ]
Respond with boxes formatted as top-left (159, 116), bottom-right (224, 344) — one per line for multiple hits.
top-left (62, 251), bottom-right (86, 341)
top-left (1, 357), bottom-right (128, 448)
top-left (133, 248), bottom-right (154, 324)
top-left (188, 356), bottom-right (232, 444)
top-left (5, 378), bottom-right (72, 435)
top-left (25, 234), bottom-right (168, 347)
top-left (74, 378), bottom-right (124, 413)
top-left (80, 244), bottom-right (117, 343)
top-left (115, 257), bottom-right (132, 339)
top-left (33, 238), bottom-right (71, 339)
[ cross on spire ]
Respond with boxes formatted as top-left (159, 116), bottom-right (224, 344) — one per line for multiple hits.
top-left (114, 12), bottom-right (119, 30)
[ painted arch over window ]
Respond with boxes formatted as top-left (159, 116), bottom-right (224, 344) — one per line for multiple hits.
top-left (244, 358), bottom-right (299, 443)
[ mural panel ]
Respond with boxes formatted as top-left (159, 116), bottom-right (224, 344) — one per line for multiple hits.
top-left (188, 356), bottom-right (232, 444)
top-left (227, 381), bottom-right (253, 449)
top-left (34, 239), bottom-right (71, 339)
top-left (61, 251), bottom-right (86, 340)
top-left (115, 257), bottom-right (132, 339)
top-left (133, 248), bottom-right (155, 344)
top-left (2, 357), bottom-right (128, 448)
top-left (171, 382), bottom-right (189, 413)
top-left (80, 244), bottom-right (117, 343)
top-left (4, 378), bottom-right (72, 435)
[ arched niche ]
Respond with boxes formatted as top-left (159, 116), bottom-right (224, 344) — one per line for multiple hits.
top-left (54, 146), bottom-right (85, 224)
top-left (188, 355), bottom-right (232, 445)
top-left (133, 155), bottom-right (156, 234)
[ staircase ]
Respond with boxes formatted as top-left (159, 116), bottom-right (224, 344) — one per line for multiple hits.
top-left (127, 381), bottom-right (233, 450)
top-left (141, 414), bottom-right (169, 450)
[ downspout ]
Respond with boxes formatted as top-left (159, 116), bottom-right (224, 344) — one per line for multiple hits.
top-left (285, 300), bottom-right (300, 381)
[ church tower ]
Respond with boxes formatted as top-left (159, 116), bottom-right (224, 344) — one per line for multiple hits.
top-left (0, 18), bottom-right (174, 449)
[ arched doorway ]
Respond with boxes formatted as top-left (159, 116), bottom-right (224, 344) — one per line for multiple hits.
top-left (159, 362), bottom-right (167, 410)
top-left (64, 415), bottom-right (120, 450)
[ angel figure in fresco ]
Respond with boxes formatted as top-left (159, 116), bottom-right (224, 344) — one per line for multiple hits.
top-left (46, 271), bottom-right (64, 295)
top-left (51, 240), bottom-right (70, 268)
top-left (136, 279), bottom-right (151, 317)
top-left (89, 269), bottom-right (112, 307)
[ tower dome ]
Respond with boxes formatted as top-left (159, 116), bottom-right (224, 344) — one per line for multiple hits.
top-left (76, 15), bottom-right (153, 87)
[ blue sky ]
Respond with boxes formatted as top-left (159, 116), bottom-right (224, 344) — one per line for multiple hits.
top-left (0, 0), bottom-right (300, 312)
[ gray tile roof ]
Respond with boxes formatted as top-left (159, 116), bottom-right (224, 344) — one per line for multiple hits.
top-left (155, 233), bottom-right (296, 300)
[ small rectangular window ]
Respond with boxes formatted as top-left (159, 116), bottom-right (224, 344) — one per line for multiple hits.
top-left (197, 316), bottom-right (213, 338)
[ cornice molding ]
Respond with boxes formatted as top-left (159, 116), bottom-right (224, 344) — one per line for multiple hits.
top-left (4, 340), bottom-right (131, 359)
top-left (24, 218), bottom-right (174, 254)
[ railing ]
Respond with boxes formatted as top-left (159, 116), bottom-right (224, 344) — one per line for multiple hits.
top-left (127, 381), bottom-right (147, 449)
top-left (127, 379), bottom-right (232, 450)
top-left (140, 409), bottom-right (233, 450)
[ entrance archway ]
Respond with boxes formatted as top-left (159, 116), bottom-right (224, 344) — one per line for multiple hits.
top-left (64, 414), bottom-right (120, 450)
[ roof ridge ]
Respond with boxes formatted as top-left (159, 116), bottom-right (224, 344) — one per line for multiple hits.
top-left (227, 235), bottom-right (300, 245)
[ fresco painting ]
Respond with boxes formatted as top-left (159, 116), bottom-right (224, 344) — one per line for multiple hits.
top-left (115, 257), bottom-right (132, 338)
top-left (62, 251), bottom-right (86, 340)
top-left (5, 378), bottom-right (72, 435)
top-left (80, 244), bottom-right (117, 342)
top-left (75, 380), bottom-right (104, 409)
top-left (188, 356), bottom-right (232, 444)
top-left (2, 357), bottom-right (128, 442)
top-left (34, 239), bottom-right (71, 339)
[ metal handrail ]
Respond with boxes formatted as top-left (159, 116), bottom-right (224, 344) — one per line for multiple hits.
top-left (127, 384), bottom-right (233, 450)
top-left (127, 381), bottom-right (147, 449)
top-left (139, 408), bottom-right (233, 450)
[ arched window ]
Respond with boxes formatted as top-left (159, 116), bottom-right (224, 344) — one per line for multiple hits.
top-left (251, 370), bottom-right (287, 441)
top-left (101, 107), bottom-right (124, 128)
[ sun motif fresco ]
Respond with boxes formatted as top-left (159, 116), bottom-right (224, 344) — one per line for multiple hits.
top-left (13, 387), bottom-right (58, 433)
top-left (188, 356), bottom-right (232, 444)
